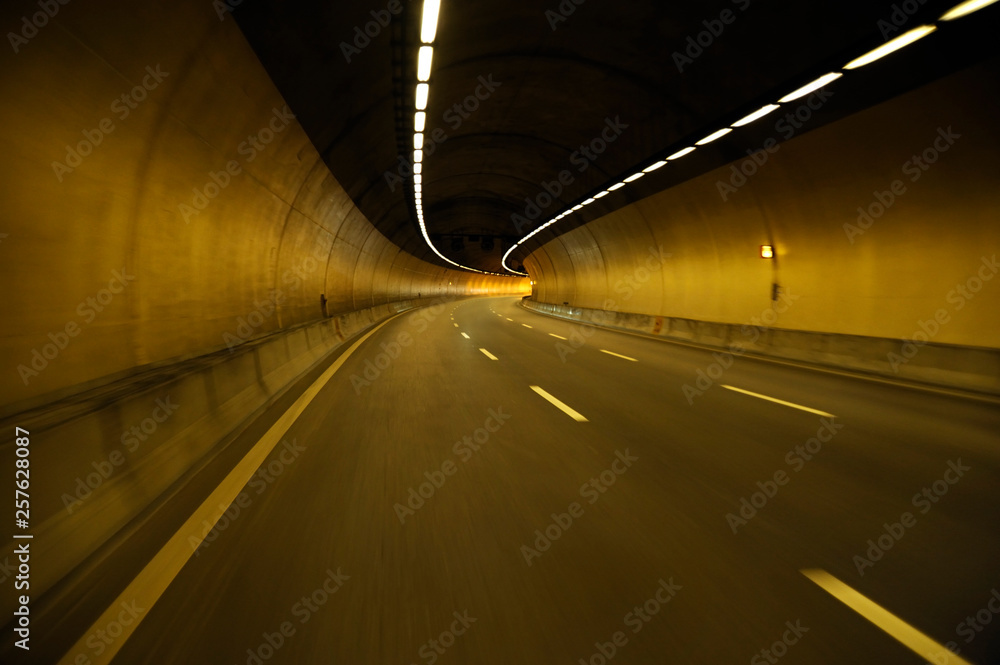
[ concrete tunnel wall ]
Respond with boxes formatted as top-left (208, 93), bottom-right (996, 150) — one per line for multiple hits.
top-left (0, 0), bottom-right (525, 617)
top-left (523, 58), bottom-right (1000, 385)
top-left (0, 0), bottom-right (525, 414)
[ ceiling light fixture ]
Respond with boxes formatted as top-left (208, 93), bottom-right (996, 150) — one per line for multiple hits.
top-left (695, 127), bottom-right (733, 145)
top-left (421, 0), bottom-right (441, 43)
top-left (778, 72), bottom-right (842, 103)
top-left (415, 83), bottom-right (429, 110)
top-left (940, 0), bottom-right (999, 19)
top-left (417, 46), bottom-right (434, 81)
top-left (732, 104), bottom-right (781, 127)
top-left (844, 26), bottom-right (936, 69)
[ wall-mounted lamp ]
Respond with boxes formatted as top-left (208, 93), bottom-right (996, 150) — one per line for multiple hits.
top-left (760, 245), bottom-right (774, 259)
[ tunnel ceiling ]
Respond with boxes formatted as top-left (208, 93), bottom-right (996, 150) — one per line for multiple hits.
top-left (232, 0), bottom-right (999, 274)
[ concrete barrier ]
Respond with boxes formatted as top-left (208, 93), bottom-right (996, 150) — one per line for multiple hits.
top-left (0, 297), bottom-right (456, 619)
top-left (520, 298), bottom-right (1000, 396)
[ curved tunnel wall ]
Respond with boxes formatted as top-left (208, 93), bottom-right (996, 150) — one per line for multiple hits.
top-left (525, 58), bottom-right (1000, 351)
top-left (0, 0), bottom-right (525, 413)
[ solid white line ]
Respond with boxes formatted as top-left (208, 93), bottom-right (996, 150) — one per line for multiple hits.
top-left (549, 333), bottom-right (567, 340)
top-left (522, 324), bottom-right (533, 329)
top-left (57, 313), bottom-right (406, 665)
top-left (461, 332), bottom-right (470, 339)
top-left (600, 349), bottom-right (637, 362)
top-left (801, 569), bottom-right (973, 665)
top-left (530, 385), bottom-right (589, 422)
top-left (479, 348), bottom-right (498, 360)
top-left (721, 385), bottom-right (835, 418)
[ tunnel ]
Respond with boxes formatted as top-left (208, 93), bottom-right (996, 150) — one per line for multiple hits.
top-left (0, 0), bottom-right (998, 663)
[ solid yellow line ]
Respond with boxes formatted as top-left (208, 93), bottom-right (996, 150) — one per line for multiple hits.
top-left (530, 385), bottom-right (589, 422)
top-left (801, 569), bottom-right (972, 665)
top-left (57, 314), bottom-right (405, 665)
top-left (721, 384), bottom-right (835, 418)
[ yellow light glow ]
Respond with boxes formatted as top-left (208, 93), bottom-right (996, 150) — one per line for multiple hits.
top-left (667, 146), bottom-right (695, 160)
top-left (413, 133), bottom-right (424, 150)
top-left (643, 160), bottom-right (667, 173)
top-left (417, 46), bottom-right (434, 81)
top-left (594, 191), bottom-right (609, 198)
top-left (414, 174), bottom-right (422, 185)
top-left (415, 83), bottom-right (429, 110)
top-left (844, 26), bottom-right (936, 70)
top-left (940, 0), bottom-right (999, 20)
top-left (414, 111), bottom-right (426, 132)
top-left (413, 162), bottom-right (423, 174)
top-left (696, 127), bottom-right (732, 145)
top-left (624, 172), bottom-right (645, 183)
top-left (608, 182), bottom-right (626, 191)
top-left (421, 0), bottom-right (441, 43)
top-left (760, 245), bottom-right (774, 259)
top-left (778, 72), bottom-right (842, 103)
top-left (414, 149), bottom-right (423, 163)
top-left (732, 104), bottom-right (781, 127)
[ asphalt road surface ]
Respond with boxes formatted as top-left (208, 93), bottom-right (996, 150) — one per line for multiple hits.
top-left (15, 296), bottom-right (1000, 664)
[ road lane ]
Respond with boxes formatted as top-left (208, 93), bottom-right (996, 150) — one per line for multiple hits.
top-left (42, 295), bottom-right (999, 664)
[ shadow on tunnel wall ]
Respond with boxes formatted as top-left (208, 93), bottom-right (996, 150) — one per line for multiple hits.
top-left (523, 56), bottom-right (1000, 394)
top-left (0, 0), bottom-right (525, 620)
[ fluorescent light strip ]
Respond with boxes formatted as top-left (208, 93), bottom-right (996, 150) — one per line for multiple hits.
top-left (421, 0), bottom-right (441, 43)
top-left (778, 72), bottom-right (842, 103)
top-left (415, 83), bottom-right (429, 110)
top-left (696, 127), bottom-right (732, 145)
top-left (940, 0), bottom-right (999, 19)
top-left (844, 26), bottom-right (936, 69)
top-left (732, 104), bottom-right (780, 127)
top-left (501, 15), bottom-right (972, 279)
top-left (667, 146), bottom-right (695, 160)
top-left (409, 1), bottom-right (524, 276)
top-left (417, 46), bottom-right (434, 81)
